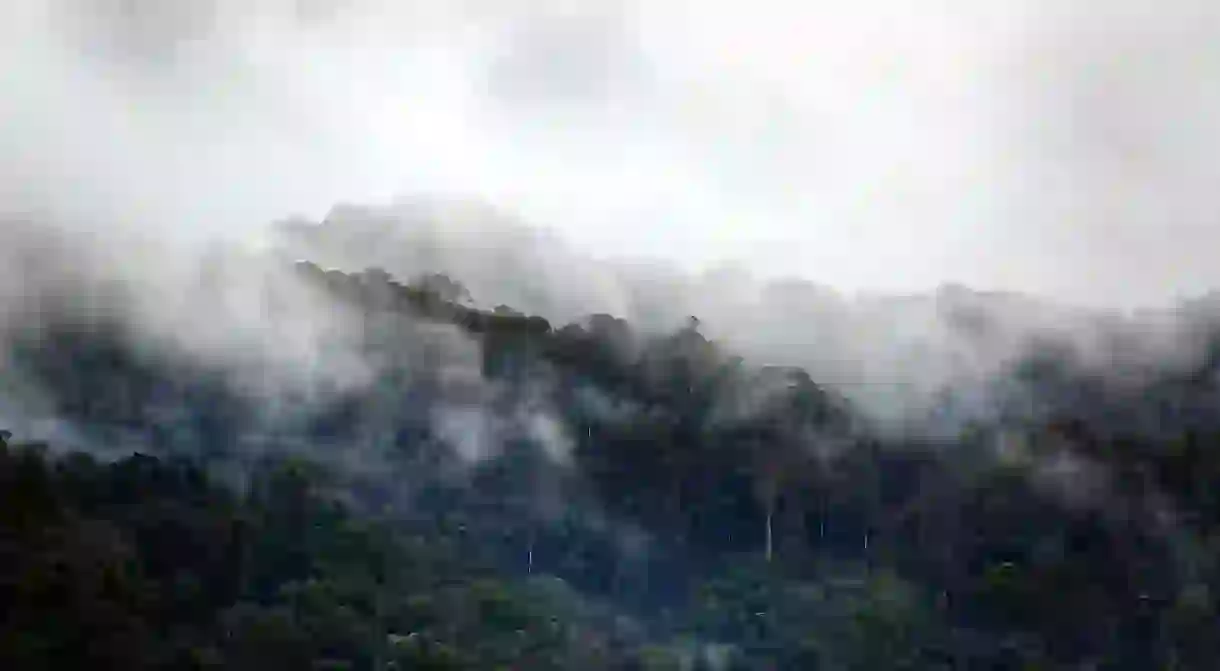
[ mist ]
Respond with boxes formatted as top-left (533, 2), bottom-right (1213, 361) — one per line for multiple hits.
top-left (7, 5), bottom-right (1220, 667)
top-left (0, 0), bottom-right (1217, 475)
top-left (2, 0), bottom-right (1220, 442)
top-left (3, 0), bottom-right (1219, 304)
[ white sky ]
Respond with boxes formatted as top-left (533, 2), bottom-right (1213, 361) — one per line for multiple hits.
top-left (4, 0), bottom-right (1220, 309)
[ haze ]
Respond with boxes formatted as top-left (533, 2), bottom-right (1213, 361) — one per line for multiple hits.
top-left (3, 0), bottom-right (1220, 309)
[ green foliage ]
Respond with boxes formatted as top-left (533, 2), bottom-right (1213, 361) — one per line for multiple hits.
top-left (0, 444), bottom-right (659, 669)
top-left (4, 262), bottom-right (1220, 668)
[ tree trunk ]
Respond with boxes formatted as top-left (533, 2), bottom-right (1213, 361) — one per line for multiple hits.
top-left (765, 506), bottom-right (774, 563)
top-left (527, 528), bottom-right (535, 575)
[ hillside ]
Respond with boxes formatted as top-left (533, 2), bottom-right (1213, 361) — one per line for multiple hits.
top-left (3, 253), bottom-right (1220, 669)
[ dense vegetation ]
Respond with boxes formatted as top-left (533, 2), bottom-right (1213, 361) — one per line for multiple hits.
top-left (4, 255), bottom-right (1220, 669)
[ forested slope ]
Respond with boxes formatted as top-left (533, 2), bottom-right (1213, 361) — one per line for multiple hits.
top-left (3, 257), bottom-right (1220, 669)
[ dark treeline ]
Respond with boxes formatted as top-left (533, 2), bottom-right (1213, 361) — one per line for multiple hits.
top-left (3, 258), bottom-right (1220, 669)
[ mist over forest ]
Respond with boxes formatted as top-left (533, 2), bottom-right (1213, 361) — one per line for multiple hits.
top-left (7, 1), bottom-right (1220, 669)
top-left (3, 204), bottom-right (1220, 669)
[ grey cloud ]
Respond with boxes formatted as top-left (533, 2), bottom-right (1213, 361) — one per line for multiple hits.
top-left (7, 0), bottom-right (1220, 442)
top-left (484, 6), bottom-right (649, 111)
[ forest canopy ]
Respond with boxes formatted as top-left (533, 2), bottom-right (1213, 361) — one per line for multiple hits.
top-left (2, 243), bottom-right (1220, 670)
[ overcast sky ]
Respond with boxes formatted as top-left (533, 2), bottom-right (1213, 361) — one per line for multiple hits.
top-left (3, 0), bottom-right (1220, 309)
